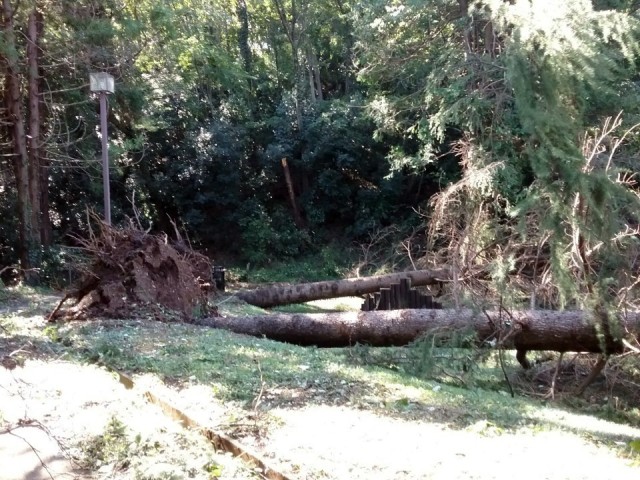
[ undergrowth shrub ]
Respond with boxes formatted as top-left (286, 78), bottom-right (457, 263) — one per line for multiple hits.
top-left (349, 327), bottom-right (494, 388)
top-left (80, 417), bottom-right (131, 470)
top-left (404, 327), bottom-right (485, 382)
top-left (238, 202), bottom-right (311, 266)
top-left (39, 246), bottom-right (83, 288)
top-left (242, 243), bottom-right (353, 283)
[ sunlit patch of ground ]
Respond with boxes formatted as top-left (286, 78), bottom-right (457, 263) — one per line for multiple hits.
top-left (304, 296), bottom-right (364, 311)
top-left (244, 405), bottom-right (640, 480)
top-left (0, 288), bottom-right (253, 479)
top-left (0, 360), bottom-right (256, 480)
top-left (131, 372), bottom-right (640, 480)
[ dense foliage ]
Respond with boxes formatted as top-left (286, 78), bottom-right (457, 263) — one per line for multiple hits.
top-left (2, 1), bottom-right (640, 311)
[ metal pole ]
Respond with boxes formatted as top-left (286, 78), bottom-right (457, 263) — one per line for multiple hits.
top-left (100, 91), bottom-right (111, 225)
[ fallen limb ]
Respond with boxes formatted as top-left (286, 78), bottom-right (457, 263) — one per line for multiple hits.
top-left (236, 269), bottom-right (450, 308)
top-left (47, 293), bottom-right (73, 322)
top-left (575, 355), bottom-right (608, 396)
top-left (200, 309), bottom-right (640, 358)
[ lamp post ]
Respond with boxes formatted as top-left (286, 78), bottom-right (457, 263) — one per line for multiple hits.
top-left (90, 72), bottom-right (115, 225)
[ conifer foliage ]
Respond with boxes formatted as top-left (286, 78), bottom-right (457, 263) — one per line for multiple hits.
top-left (358, 0), bottom-right (640, 312)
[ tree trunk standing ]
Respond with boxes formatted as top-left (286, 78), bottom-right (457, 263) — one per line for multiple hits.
top-left (270, 24), bottom-right (282, 90)
top-left (236, 269), bottom-right (449, 307)
top-left (330, 0), bottom-right (354, 95)
top-left (202, 309), bottom-right (639, 354)
top-left (273, 0), bottom-right (304, 130)
top-left (306, 49), bottom-right (322, 102)
top-left (306, 55), bottom-right (316, 103)
top-left (33, 8), bottom-right (50, 247)
top-left (483, 20), bottom-right (496, 57)
top-left (39, 151), bottom-right (51, 246)
top-left (281, 158), bottom-right (304, 228)
top-left (236, 0), bottom-right (252, 88)
top-left (312, 53), bottom-right (322, 101)
top-left (458, 0), bottom-right (473, 51)
top-left (27, 8), bottom-right (42, 244)
top-left (2, 0), bottom-right (37, 279)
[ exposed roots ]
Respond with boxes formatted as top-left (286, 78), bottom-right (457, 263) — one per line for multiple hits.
top-left (49, 215), bottom-right (214, 322)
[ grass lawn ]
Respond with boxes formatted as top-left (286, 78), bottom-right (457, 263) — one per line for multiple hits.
top-left (2, 285), bottom-right (640, 479)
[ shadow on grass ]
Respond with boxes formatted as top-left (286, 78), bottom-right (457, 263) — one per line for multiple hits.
top-left (0, 332), bottom-right (66, 363)
top-left (0, 286), bottom-right (61, 318)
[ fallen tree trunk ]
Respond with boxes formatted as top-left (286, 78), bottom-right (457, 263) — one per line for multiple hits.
top-left (201, 309), bottom-right (640, 359)
top-left (236, 269), bottom-right (449, 308)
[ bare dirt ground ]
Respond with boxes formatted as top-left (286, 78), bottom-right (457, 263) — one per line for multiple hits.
top-left (1, 360), bottom-right (254, 480)
top-left (2, 292), bottom-right (640, 480)
top-left (158, 378), bottom-right (640, 480)
top-left (4, 359), bottom-right (640, 480)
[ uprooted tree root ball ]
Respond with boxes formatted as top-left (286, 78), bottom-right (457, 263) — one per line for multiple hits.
top-left (49, 221), bottom-right (214, 322)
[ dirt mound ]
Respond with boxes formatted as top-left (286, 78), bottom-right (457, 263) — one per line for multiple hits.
top-left (50, 222), bottom-right (214, 321)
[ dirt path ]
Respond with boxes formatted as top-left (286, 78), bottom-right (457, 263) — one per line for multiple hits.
top-left (141, 372), bottom-right (640, 480)
top-left (0, 360), bottom-right (254, 480)
top-left (3, 358), bottom-right (639, 480)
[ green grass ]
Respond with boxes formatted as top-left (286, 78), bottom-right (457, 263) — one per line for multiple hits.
top-left (55, 318), bottom-right (640, 442)
top-left (79, 416), bottom-right (130, 470)
top-left (229, 244), bottom-right (356, 284)
top-left (271, 303), bottom-right (333, 314)
top-left (3, 288), bottom-right (640, 463)
top-left (66, 320), bottom-right (352, 403)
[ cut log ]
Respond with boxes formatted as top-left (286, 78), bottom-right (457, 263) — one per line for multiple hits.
top-left (201, 309), bottom-right (640, 355)
top-left (236, 269), bottom-right (449, 308)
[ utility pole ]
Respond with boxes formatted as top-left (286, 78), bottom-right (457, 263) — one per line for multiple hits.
top-left (89, 72), bottom-right (115, 225)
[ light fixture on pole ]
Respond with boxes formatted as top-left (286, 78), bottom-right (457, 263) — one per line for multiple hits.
top-left (90, 72), bottom-right (115, 225)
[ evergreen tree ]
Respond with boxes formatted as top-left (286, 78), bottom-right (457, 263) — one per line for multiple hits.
top-left (356, 0), bottom-right (640, 309)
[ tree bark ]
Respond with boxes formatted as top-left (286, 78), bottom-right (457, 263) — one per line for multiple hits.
top-left (236, 0), bottom-right (252, 86)
top-left (202, 309), bottom-right (639, 355)
top-left (306, 48), bottom-right (322, 102)
top-left (236, 269), bottom-right (449, 307)
top-left (2, 0), bottom-right (37, 279)
top-left (306, 54), bottom-right (316, 103)
top-left (281, 158), bottom-right (304, 228)
top-left (32, 7), bottom-right (50, 247)
top-left (273, 0), bottom-right (304, 130)
top-left (39, 151), bottom-right (51, 246)
top-left (27, 7), bottom-right (42, 244)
